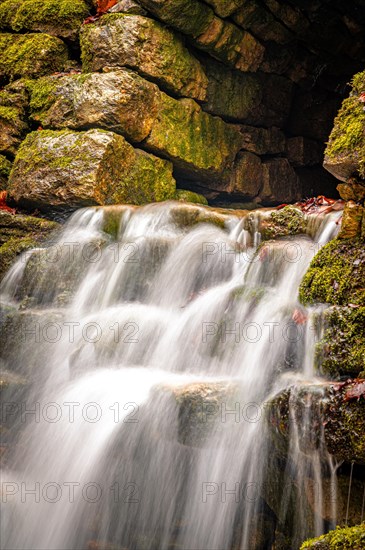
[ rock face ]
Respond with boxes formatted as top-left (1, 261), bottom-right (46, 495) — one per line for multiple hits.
top-left (7, 129), bottom-right (176, 210)
top-left (324, 71), bottom-right (365, 183)
top-left (80, 14), bottom-right (208, 101)
top-left (29, 69), bottom-right (242, 182)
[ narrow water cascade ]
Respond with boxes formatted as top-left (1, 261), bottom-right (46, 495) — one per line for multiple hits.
top-left (0, 202), bottom-right (345, 550)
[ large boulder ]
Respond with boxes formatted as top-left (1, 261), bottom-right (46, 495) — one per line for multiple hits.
top-left (30, 70), bottom-right (242, 182)
top-left (0, 33), bottom-right (69, 81)
top-left (80, 14), bottom-right (208, 101)
top-left (138, 0), bottom-right (264, 72)
top-left (0, 0), bottom-right (90, 40)
top-left (7, 129), bottom-right (176, 210)
top-left (324, 70), bottom-right (365, 182)
top-left (30, 70), bottom-right (160, 143)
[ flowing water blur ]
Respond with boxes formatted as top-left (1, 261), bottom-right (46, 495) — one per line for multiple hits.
top-left (0, 202), bottom-right (342, 549)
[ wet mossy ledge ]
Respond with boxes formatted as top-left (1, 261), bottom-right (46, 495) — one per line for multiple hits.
top-left (300, 524), bottom-right (365, 549)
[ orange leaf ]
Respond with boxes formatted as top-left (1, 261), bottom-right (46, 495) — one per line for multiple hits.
top-left (0, 191), bottom-right (16, 214)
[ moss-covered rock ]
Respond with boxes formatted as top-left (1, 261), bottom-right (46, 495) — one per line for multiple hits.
top-left (338, 201), bottom-right (364, 239)
top-left (0, 210), bottom-right (59, 280)
top-left (300, 524), bottom-right (365, 549)
top-left (30, 70), bottom-right (160, 143)
top-left (144, 93), bottom-right (242, 181)
top-left (0, 0), bottom-right (89, 40)
top-left (138, 0), bottom-right (264, 72)
top-left (315, 306), bottom-right (365, 379)
top-left (299, 238), bottom-right (365, 306)
top-left (0, 80), bottom-right (29, 156)
top-left (175, 189), bottom-right (208, 205)
top-left (0, 33), bottom-right (69, 81)
top-left (80, 14), bottom-right (208, 101)
top-left (260, 206), bottom-right (307, 240)
top-left (0, 155), bottom-right (12, 190)
top-left (8, 129), bottom-right (176, 210)
top-left (324, 70), bottom-right (365, 182)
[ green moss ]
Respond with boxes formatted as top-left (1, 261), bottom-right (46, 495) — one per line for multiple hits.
top-left (0, 0), bottom-right (89, 38)
top-left (0, 236), bottom-right (37, 280)
top-left (326, 71), bottom-right (365, 178)
top-left (0, 33), bottom-right (69, 80)
top-left (0, 105), bottom-right (20, 123)
top-left (0, 154), bottom-right (12, 189)
top-left (299, 238), bottom-right (365, 306)
top-left (29, 77), bottom-right (58, 114)
top-left (175, 189), bottom-right (208, 205)
top-left (315, 306), bottom-right (365, 378)
top-left (261, 206), bottom-right (307, 239)
top-left (300, 524), bottom-right (365, 549)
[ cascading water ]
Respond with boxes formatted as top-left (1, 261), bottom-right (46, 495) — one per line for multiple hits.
top-left (0, 202), bottom-right (342, 550)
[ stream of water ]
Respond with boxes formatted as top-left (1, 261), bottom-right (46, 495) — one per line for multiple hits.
top-left (0, 203), bottom-right (342, 549)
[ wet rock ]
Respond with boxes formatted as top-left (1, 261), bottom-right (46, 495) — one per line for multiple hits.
top-left (0, 155), bottom-right (12, 190)
top-left (286, 137), bottom-right (323, 168)
top-left (0, 33), bottom-right (69, 81)
top-left (258, 159), bottom-right (301, 205)
top-left (0, 80), bottom-right (29, 157)
top-left (175, 190), bottom-right (208, 205)
top-left (30, 70), bottom-right (160, 143)
top-left (8, 129), bottom-right (176, 210)
top-left (80, 14), bottom-right (208, 101)
top-left (338, 201), bottom-right (364, 239)
top-left (240, 126), bottom-right (285, 156)
top-left (138, 0), bottom-right (264, 72)
top-left (259, 206), bottom-right (307, 240)
top-left (315, 306), bottom-right (365, 380)
top-left (0, 210), bottom-right (59, 280)
top-left (299, 238), bottom-right (365, 306)
top-left (267, 381), bottom-right (365, 464)
top-left (228, 152), bottom-right (262, 198)
top-left (300, 524), bottom-right (365, 549)
top-left (324, 70), bottom-right (365, 182)
top-left (0, 0), bottom-right (90, 40)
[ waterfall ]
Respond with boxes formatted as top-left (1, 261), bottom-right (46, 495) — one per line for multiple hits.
top-left (0, 202), bottom-right (342, 550)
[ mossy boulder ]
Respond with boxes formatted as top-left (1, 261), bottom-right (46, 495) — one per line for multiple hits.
top-left (301, 524), bottom-right (365, 550)
top-left (0, 210), bottom-right (59, 280)
top-left (0, 33), bottom-right (69, 81)
top-left (299, 238), bottom-right (365, 306)
top-left (175, 189), bottom-right (208, 205)
top-left (30, 70), bottom-right (160, 143)
top-left (80, 14), bottom-right (208, 101)
top-left (8, 129), bottom-right (176, 210)
top-left (324, 70), bottom-right (365, 182)
top-left (315, 306), bottom-right (365, 379)
top-left (144, 93), bottom-right (242, 181)
top-left (0, 0), bottom-right (90, 40)
top-left (0, 80), bottom-right (29, 156)
top-left (338, 201), bottom-right (364, 239)
top-left (0, 155), bottom-right (12, 189)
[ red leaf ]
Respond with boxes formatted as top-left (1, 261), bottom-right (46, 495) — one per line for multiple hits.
top-left (344, 380), bottom-right (365, 401)
top-left (0, 191), bottom-right (16, 214)
top-left (83, 0), bottom-right (118, 24)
